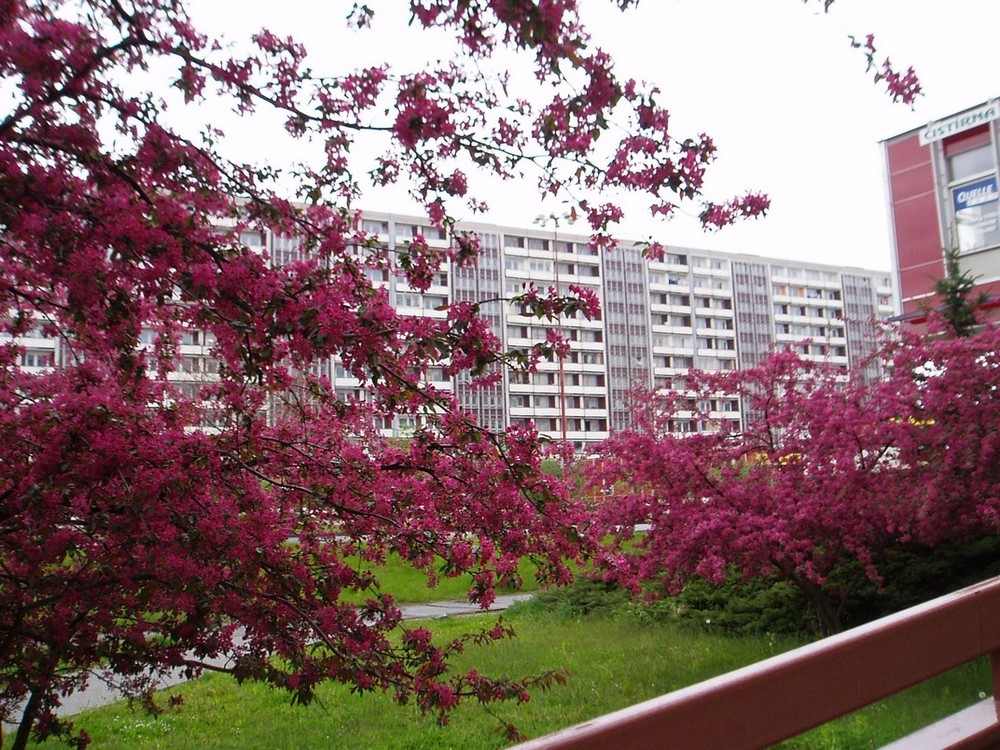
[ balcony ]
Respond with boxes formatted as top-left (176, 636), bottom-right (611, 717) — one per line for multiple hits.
top-left (513, 576), bottom-right (1000, 749)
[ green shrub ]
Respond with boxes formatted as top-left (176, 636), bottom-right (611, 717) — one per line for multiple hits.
top-left (677, 576), bottom-right (813, 636)
top-left (839, 534), bottom-right (1000, 626)
top-left (521, 535), bottom-right (1000, 638)
top-left (675, 535), bottom-right (1000, 637)
top-left (513, 576), bottom-right (632, 618)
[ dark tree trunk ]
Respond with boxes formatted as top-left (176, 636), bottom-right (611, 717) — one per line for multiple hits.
top-left (798, 578), bottom-right (844, 636)
top-left (11, 689), bottom-right (40, 750)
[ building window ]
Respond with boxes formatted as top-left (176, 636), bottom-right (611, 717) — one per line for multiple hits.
top-left (240, 231), bottom-right (263, 247)
top-left (946, 129), bottom-right (1000, 253)
top-left (271, 234), bottom-right (305, 266)
top-left (20, 349), bottom-right (55, 368)
top-left (422, 294), bottom-right (447, 310)
top-left (362, 219), bottom-right (388, 234)
top-left (948, 142), bottom-right (995, 182)
top-left (952, 175), bottom-right (1000, 252)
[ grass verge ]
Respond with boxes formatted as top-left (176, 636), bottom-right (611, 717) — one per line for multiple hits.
top-left (336, 553), bottom-right (541, 605)
top-left (45, 604), bottom-right (990, 749)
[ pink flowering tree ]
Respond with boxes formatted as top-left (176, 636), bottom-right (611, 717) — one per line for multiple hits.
top-left (587, 351), bottom-right (911, 635)
top-left (0, 0), bottom-right (918, 746)
top-left (886, 321), bottom-right (1000, 546)
top-left (586, 325), bottom-right (1000, 635)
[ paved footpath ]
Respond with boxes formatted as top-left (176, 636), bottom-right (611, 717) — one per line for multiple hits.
top-left (2, 593), bottom-right (533, 733)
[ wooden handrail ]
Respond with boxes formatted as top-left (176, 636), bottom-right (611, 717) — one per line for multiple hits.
top-left (511, 576), bottom-right (1000, 749)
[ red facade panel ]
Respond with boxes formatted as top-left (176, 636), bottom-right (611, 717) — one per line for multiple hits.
top-left (888, 165), bottom-right (936, 203)
top-left (886, 134), bottom-right (932, 172)
top-left (899, 264), bottom-right (944, 310)
top-left (892, 194), bottom-right (941, 267)
top-left (885, 132), bottom-right (944, 309)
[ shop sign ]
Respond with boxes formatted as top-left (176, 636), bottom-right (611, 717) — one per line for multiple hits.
top-left (953, 176), bottom-right (999, 212)
top-left (920, 100), bottom-right (999, 145)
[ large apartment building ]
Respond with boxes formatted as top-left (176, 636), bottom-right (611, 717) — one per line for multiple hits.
top-left (8, 211), bottom-right (896, 450)
top-left (347, 212), bottom-right (893, 448)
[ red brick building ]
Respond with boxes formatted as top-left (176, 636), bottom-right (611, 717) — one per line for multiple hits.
top-left (882, 98), bottom-right (1000, 320)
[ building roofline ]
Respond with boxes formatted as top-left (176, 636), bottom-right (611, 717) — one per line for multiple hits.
top-left (358, 209), bottom-right (893, 279)
top-left (880, 95), bottom-right (1000, 145)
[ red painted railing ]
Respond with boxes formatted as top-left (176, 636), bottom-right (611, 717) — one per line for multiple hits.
top-left (511, 576), bottom-right (1000, 749)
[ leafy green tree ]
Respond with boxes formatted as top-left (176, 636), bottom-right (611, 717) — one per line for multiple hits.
top-left (934, 246), bottom-right (988, 336)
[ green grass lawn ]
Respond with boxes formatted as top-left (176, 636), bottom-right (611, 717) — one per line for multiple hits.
top-left (336, 553), bottom-right (542, 605)
top-left (49, 606), bottom-right (990, 749)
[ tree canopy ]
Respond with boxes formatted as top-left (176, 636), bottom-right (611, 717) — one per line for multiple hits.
top-left (585, 324), bottom-right (1000, 634)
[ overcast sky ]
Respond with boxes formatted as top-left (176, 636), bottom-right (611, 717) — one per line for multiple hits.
top-left (188, 0), bottom-right (998, 271)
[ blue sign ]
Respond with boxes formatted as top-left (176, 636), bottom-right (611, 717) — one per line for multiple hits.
top-left (953, 176), bottom-right (998, 212)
